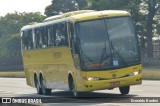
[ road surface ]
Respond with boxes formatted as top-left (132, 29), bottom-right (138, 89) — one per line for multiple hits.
top-left (0, 78), bottom-right (160, 106)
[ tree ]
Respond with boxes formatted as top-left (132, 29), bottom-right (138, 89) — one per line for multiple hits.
top-left (88, 0), bottom-right (130, 10)
top-left (44, 0), bottom-right (88, 16)
top-left (157, 23), bottom-right (160, 35)
top-left (0, 12), bottom-right (45, 37)
top-left (88, 0), bottom-right (146, 35)
top-left (145, 0), bottom-right (160, 57)
top-left (5, 33), bottom-right (21, 56)
top-left (0, 12), bottom-right (45, 57)
top-left (88, 0), bottom-right (160, 58)
top-left (74, 0), bottom-right (88, 10)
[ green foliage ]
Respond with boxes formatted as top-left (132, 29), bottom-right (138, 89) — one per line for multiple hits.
top-left (5, 33), bottom-right (21, 57)
top-left (144, 0), bottom-right (160, 57)
top-left (0, 1), bottom-right (159, 58)
top-left (0, 12), bottom-right (45, 57)
top-left (44, 0), bottom-right (88, 16)
top-left (0, 12), bottom-right (45, 37)
top-left (88, 0), bottom-right (129, 10)
top-left (0, 33), bottom-right (21, 57)
top-left (157, 23), bottom-right (160, 35)
top-left (88, 0), bottom-right (144, 35)
top-left (88, 0), bottom-right (160, 57)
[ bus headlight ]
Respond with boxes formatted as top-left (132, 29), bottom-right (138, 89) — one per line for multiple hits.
top-left (128, 70), bottom-right (142, 76)
top-left (83, 77), bottom-right (100, 81)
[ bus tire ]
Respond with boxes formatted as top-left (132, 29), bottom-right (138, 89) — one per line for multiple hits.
top-left (72, 82), bottom-right (79, 97)
top-left (34, 75), bottom-right (42, 95)
top-left (40, 75), bottom-right (52, 95)
top-left (119, 86), bottom-right (130, 95)
top-left (69, 77), bottom-right (80, 97)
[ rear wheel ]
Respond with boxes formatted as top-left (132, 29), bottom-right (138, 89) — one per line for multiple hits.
top-left (119, 86), bottom-right (130, 95)
top-left (40, 76), bottom-right (52, 95)
top-left (35, 76), bottom-right (42, 95)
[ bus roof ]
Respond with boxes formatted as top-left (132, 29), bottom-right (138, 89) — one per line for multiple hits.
top-left (21, 10), bottom-right (130, 31)
top-left (70, 10), bottom-right (130, 22)
top-left (43, 10), bottom-right (95, 22)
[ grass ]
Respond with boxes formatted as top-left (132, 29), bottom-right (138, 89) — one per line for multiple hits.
top-left (0, 68), bottom-right (159, 80)
top-left (142, 67), bottom-right (160, 80)
top-left (0, 71), bottom-right (25, 78)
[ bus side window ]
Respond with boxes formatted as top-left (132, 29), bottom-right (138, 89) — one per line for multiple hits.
top-left (47, 25), bottom-right (55, 47)
top-left (39, 27), bottom-right (43, 48)
top-left (41, 27), bottom-right (48, 48)
top-left (69, 22), bottom-right (79, 54)
top-left (53, 24), bottom-right (57, 46)
top-left (55, 22), bottom-right (68, 46)
top-left (45, 26), bottom-right (48, 47)
top-left (28, 29), bottom-right (33, 50)
top-left (68, 22), bottom-right (74, 53)
top-left (22, 31), bottom-right (29, 50)
top-left (63, 22), bottom-right (68, 46)
top-left (32, 29), bottom-right (36, 49)
top-left (35, 28), bottom-right (40, 48)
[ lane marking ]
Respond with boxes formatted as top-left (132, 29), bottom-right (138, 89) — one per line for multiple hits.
top-left (131, 90), bottom-right (143, 91)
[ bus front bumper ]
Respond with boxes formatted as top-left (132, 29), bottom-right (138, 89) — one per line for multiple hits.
top-left (79, 74), bottom-right (142, 92)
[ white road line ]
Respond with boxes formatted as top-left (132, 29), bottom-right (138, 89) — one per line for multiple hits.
top-left (0, 90), bottom-right (33, 95)
top-left (131, 90), bottom-right (143, 92)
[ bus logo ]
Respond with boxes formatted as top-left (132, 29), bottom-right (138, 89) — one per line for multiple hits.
top-left (112, 73), bottom-right (116, 78)
top-left (53, 52), bottom-right (63, 58)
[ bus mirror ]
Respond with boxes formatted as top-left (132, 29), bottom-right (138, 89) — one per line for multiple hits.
top-left (73, 54), bottom-right (81, 70)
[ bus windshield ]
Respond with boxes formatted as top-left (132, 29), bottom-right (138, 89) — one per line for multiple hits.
top-left (76, 17), bottom-right (140, 71)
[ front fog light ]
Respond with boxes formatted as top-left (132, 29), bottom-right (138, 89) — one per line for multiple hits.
top-left (128, 72), bottom-right (134, 76)
top-left (83, 77), bottom-right (100, 81)
top-left (128, 70), bottom-right (141, 76)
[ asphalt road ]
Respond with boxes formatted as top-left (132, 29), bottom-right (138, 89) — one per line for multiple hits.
top-left (0, 78), bottom-right (160, 106)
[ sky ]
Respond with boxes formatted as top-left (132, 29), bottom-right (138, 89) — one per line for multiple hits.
top-left (0, 0), bottom-right (52, 16)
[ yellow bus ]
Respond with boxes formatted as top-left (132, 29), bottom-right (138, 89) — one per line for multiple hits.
top-left (21, 10), bottom-right (142, 97)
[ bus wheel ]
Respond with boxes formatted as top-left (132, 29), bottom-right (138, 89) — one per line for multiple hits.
top-left (119, 86), bottom-right (130, 95)
top-left (71, 79), bottom-right (80, 97)
top-left (40, 76), bottom-right (52, 95)
top-left (35, 77), bottom-right (42, 95)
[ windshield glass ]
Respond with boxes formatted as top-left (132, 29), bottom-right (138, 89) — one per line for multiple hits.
top-left (76, 17), bottom-right (140, 71)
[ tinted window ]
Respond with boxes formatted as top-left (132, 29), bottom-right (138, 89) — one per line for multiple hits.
top-left (68, 22), bottom-right (75, 53)
top-left (55, 22), bottom-right (68, 46)
top-left (76, 17), bottom-right (140, 71)
top-left (21, 29), bottom-right (33, 50)
top-left (22, 21), bottom-right (69, 50)
top-left (76, 20), bottom-right (112, 70)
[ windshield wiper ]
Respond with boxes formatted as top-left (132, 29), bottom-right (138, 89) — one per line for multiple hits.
top-left (110, 41), bottom-right (127, 65)
top-left (99, 41), bottom-right (111, 67)
top-left (78, 38), bottom-right (93, 65)
top-left (80, 50), bottom-right (93, 64)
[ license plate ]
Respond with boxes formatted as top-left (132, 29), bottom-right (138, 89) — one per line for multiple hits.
top-left (110, 81), bottom-right (120, 86)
